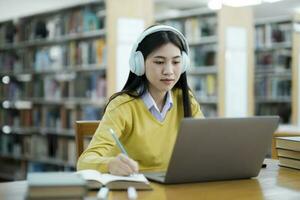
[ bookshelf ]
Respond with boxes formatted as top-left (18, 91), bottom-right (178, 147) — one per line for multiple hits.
top-left (156, 6), bottom-right (254, 117)
top-left (254, 14), bottom-right (300, 125)
top-left (0, 0), bottom-right (153, 181)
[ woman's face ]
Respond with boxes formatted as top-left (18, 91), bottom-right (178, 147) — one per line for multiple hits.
top-left (144, 42), bottom-right (182, 96)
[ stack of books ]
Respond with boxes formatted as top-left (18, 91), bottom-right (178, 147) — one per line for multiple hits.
top-left (276, 136), bottom-right (300, 170)
top-left (26, 172), bottom-right (87, 199)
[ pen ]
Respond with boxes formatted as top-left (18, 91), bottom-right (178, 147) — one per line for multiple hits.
top-left (109, 128), bottom-right (128, 156)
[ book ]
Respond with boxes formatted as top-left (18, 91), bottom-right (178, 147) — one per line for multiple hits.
top-left (277, 148), bottom-right (300, 160)
top-left (276, 137), bottom-right (300, 151)
top-left (278, 157), bottom-right (300, 170)
top-left (76, 169), bottom-right (152, 190)
top-left (27, 172), bottom-right (87, 199)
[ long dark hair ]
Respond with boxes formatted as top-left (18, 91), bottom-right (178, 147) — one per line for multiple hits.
top-left (103, 30), bottom-right (192, 117)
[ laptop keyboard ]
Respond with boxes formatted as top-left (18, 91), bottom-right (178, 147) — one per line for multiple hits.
top-left (144, 172), bottom-right (166, 177)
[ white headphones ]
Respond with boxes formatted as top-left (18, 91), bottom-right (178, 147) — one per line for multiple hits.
top-left (129, 25), bottom-right (190, 76)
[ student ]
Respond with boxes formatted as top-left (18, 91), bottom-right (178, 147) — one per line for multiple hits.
top-left (77, 25), bottom-right (204, 176)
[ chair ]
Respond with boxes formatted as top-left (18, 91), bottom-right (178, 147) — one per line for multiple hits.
top-left (75, 120), bottom-right (100, 159)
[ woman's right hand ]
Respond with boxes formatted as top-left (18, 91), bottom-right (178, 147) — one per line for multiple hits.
top-left (108, 153), bottom-right (139, 176)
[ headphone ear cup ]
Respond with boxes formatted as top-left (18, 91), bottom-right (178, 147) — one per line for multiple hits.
top-left (181, 51), bottom-right (189, 73)
top-left (130, 51), bottom-right (145, 76)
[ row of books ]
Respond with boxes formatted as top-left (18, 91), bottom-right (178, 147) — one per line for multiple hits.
top-left (255, 49), bottom-right (291, 70)
top-left (0, 159), bottom-right (74, 180)
top-left (0, 38), bottom-right (106, 73)
top-left (0, 158), bottom-right (26, 180)
top-left (0, 4), bottom-right (104, 45)
top-left (255, 77), bottom-right (291, 98)
top-left (189, 74), bottom-right (217, 98)
top-left (36, 39), bottom-right (106, 71)
top-left (162, 15), bottom-right (217, 43)
top-left (74, 72), bottom-right (106, 99)
top-left (200, 104), bottom-right (217, 117)
top-left (42, 72), bottom-right (106, 100)
top-left (0, 72), bottom-right (107, 100)
top-left (276, 136), bottom-right (300, 170)
top-left (0, 108), bottom-right (32, 128)
top-left (0, 134), bottom-right (77, 166)
top-left (0, 105), bottom-right (101, 129)
top-left (255, 103), bottom-right (291, 124)
top-left (190, 45), bottom-right (216, 66)
top-left (0, 51), bottom-right (22, 72)
top-left (255, 19), bottom-right (293, 124)
top-left (255, 22), bottom-right (292, 48)
top-left (77, 105), bottom-right (102, 121)
top-left (0, 79), bottom-right (29, 100)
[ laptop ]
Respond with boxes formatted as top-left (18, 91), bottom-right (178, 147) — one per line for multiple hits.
top-left (144, 116), bottom-right (279, 184)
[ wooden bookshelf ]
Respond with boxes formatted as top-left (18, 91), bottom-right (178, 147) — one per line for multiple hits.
top-left (0, 0), bottom-right (153, 180)
top-left (156, 6), bottom-right (254, 117)
top-left (254, 14), bottom-right (300, 125)
top-left (106, 0), bottom-right (154, 96)
top-left (218, 6), bottom-right (254, 117)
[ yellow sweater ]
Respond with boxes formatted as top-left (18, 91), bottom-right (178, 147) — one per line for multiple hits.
top-left (77, 88), bottom-right (203, 172)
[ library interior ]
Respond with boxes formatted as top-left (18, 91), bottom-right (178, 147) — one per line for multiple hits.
top-left (1, 0), bottom-right (300, 199)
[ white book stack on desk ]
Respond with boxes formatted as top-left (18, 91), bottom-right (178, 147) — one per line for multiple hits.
top-left (26, 172), bottom-right (87, 200)
top-left (276, 136), bottom-right (300, 170)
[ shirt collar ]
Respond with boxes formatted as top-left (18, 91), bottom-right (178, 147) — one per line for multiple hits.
top-left (141, 90), bottom-right (173, 112)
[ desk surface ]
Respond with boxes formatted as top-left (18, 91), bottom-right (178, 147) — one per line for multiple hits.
top-left (1, 160), bottom-right (300, 200)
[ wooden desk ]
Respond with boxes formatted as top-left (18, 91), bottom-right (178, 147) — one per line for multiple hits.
top-left (272, 126), bottom-right (300, 159)
top-left (1, 160), bottom-right (300, 200)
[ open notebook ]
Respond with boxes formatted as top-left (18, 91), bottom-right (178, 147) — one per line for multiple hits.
top-left (76, 169), bottom-right (152, 190)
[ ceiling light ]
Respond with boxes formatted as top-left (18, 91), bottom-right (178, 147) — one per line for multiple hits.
top-left (295, 7), bottom-right (300, 14)
top-left (208, 0), bottom-right (222, 10)
top-left (2, 100), bottom-right (11, 109)
top-left (222, 0), bottom-right (262, 7)
top-left (207, 0), bottom-right (285, 9)
top-left (2, 125), bottom-right (12, 134)
top-left (2, 76), bottom-right (10, 84)
top-left (263, 0), bottom-right (283, 3)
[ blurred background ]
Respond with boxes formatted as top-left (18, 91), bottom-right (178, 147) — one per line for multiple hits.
top-left (0, 0), bottom-right (300, 181)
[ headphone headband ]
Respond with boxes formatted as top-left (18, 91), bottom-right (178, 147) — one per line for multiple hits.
top-left (130, 25), bottom-right (189, 57)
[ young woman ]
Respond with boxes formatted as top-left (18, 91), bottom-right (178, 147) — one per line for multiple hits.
top-left (77, 25), bottom-right (203, 176)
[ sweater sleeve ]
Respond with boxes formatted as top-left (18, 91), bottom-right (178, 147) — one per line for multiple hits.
top-left (76, 100), bottom-right (131, 173)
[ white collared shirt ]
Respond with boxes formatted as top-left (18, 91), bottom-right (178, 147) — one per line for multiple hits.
top-left (141, 90), bottom-right (173, 122)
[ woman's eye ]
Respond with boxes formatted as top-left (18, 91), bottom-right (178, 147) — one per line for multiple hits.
top-left (173, 61), bottom-right (180, 65)
top-left (154, 61), bottom-right (164, 64)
